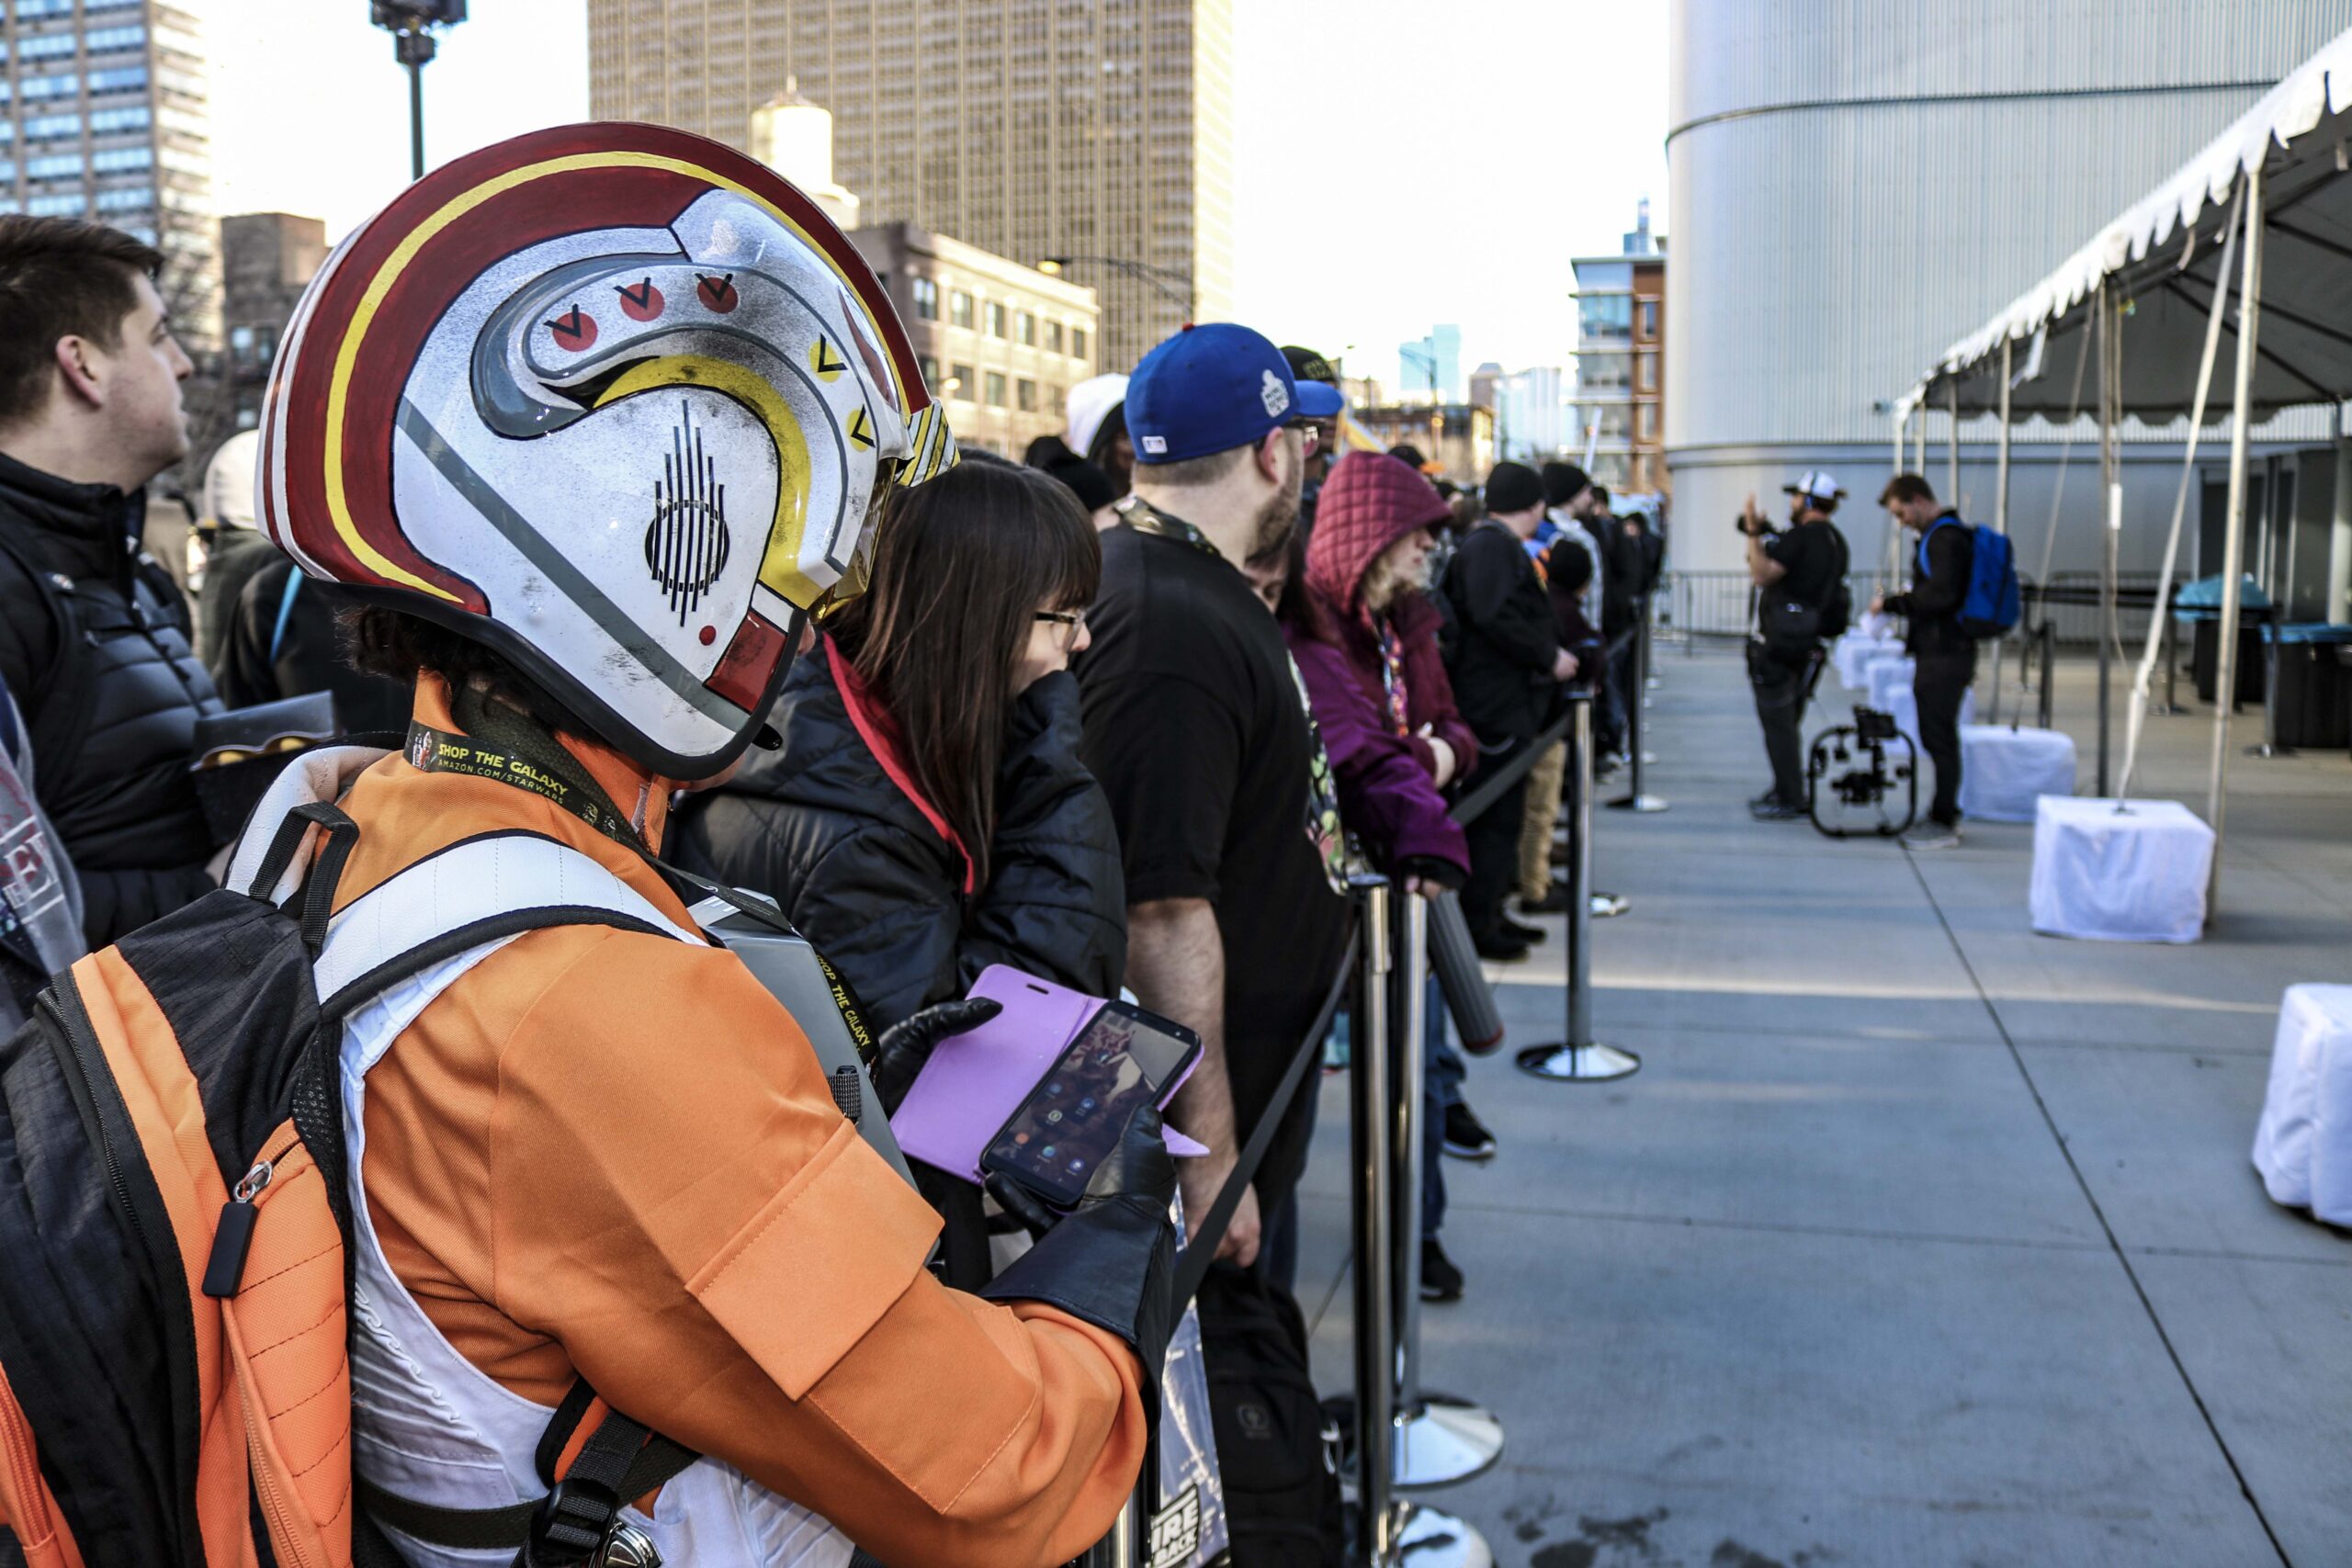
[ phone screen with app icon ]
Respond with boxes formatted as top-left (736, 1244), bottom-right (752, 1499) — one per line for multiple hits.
top-left (979, 1001), bottom-right (1201, 1210)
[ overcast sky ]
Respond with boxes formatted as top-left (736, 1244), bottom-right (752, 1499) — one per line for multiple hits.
top-left (201, 1), bottom-right (1668, 389)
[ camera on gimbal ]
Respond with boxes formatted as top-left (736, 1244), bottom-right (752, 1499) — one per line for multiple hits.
top-left (1804, 706), bottom-right (1917, 838)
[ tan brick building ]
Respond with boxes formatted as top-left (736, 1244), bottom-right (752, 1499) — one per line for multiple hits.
top-left (586, 0), bottom-right (1232, 371)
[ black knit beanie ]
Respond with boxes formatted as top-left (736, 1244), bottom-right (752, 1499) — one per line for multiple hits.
top-left (1485, 461), bottom-right (1545, 515)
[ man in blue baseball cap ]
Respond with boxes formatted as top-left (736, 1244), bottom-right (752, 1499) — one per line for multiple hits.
top-left (1074, 322), bottom-right (1351, 1292)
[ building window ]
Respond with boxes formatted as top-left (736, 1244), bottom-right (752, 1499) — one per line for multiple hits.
top-left (27, 152), bottom-right (82, 180)
top-left (17, 30), bottom-right (80, 59)
top-left (84, 24), bottom-right (146, 52)
top-left (1050, 384), bottom-right (1066, 416)
top-left (986, 301), bottom-right (1007, 338)
top-left (948, 363), bottom-right (975, 400)
top-left (984, 371), bottom-right (1008, 408)
top-left (89, 105), bottom-right (150, 134)
top-left (12, 0), bottom-right (76, 16)
top-left (94, 186), bottom-right (152, 213)
top-left (27, 192), bottom-right (85, 217)
top-left (21, 72), bottom-right (80, 100)
top-left (1070, 327), bottom-right (1088, 360)
top-left (1637, 299), bottom-right (1658, 340)
top-left (1635, 404), bottom-right (1658, 440)
top-left (1016, 310), bottom-right (1035, 347)
top-left (23, 113), bottom-right (78, 141)
top-left (1046, 321), bottom-right (1064, 354)
top-left (1635, 354), bottom-right (1657, 392)
top-left (1016, 378), bottom-right (1037, 412)
top-left (1577, 294), bottom-right (1633, 340)
top-left (1579, 353), bottom-right (1631, 392)
top-left (91, 145), bottom-right (152, 174)
top-left (912, 276), bottom-right (938, 321)
top-left (87, 66), bottom-right (149, 96)
top-left (950, 290), bottom-right (974, 330)
top-left (919, 353), bottom-right (941, 389)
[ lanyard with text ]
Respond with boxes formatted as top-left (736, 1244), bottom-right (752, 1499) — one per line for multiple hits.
top-left (401, 710), bottom-right (647, 854)
top-left (1116, 497), bottom-right (1356, 895)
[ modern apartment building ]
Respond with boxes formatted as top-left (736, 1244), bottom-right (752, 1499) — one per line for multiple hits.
top-left (586, 0), bottom-right (1232, 371)
top-left (1568, 201), bottom-right (1667, 498)
top-left (850, 220), bottom-right (1099, 458)
top-left (0, 0), bottom-right (216, 344)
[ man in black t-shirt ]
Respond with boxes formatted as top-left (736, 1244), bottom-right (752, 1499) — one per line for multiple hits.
top-left (1075, 323), bottom-right (1351, 1288)
top-left (1742, 470), bottom-right (1849, 819)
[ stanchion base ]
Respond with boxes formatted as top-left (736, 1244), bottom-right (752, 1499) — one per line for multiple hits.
top-left (2244, 742), bottom-right (2294, 758)
top-left (1394, 1395), bottom-right (1506, 1489)
top-left (1607, 794), bottom-right (1669, 813)
top-left (1589, 891), bottom-right (1630, 919)
top-left (1516, 1042), bottom-right (1641, 1082)
top-left (1394, 1501), bottom-right (1492, 1568)
top-left (2148, 701), bottom-right (2189, 716)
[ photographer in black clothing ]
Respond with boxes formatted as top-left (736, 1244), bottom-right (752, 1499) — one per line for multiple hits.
top-left (1742, 470), bottom-right (1849, 821)
top-left (1872, 473), bottom-right (1973, 848)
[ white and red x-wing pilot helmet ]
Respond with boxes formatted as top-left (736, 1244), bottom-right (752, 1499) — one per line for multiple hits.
top-left (259, 122), bottom-right (956, 780)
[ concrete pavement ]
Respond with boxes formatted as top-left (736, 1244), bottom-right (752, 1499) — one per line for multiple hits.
top-left (1292, 642), bottom-right (2352, 1567)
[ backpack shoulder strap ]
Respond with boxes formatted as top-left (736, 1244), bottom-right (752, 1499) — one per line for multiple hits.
top-left (313, 829), bottom-right (706, 1021)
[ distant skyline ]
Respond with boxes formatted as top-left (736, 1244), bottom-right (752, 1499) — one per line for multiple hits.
top-left (197, 0), bottom-right (1665, 386)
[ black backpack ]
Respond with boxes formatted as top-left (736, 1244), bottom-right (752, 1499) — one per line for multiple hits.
top-left (1194, 1264), bottom-right (1344, 1568)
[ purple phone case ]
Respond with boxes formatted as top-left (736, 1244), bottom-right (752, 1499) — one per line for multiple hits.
top-left (890, 966), bottom-right (1102, 1183)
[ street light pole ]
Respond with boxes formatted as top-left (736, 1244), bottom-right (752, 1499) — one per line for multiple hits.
top-left (370, 3), bottom-right (467, 183)
top-left (1036, 254), bottom-right (1194, 320)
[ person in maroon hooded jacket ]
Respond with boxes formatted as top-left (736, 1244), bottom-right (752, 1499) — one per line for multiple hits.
top-left (1267, 449), bottom-right (1494, 1301)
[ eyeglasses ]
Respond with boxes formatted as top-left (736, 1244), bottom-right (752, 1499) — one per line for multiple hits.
top-left (1285, 421), bottom-right (1323, 456)
top-left (1035, 607), bottom-right (1088, 637)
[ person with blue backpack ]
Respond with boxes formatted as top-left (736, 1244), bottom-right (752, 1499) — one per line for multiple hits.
top-left (1872, 474), bottom-right (2020, 849)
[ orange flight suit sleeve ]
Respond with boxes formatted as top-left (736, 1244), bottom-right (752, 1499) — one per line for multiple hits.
top-left (479, 928), bottom-right (1148, 1568)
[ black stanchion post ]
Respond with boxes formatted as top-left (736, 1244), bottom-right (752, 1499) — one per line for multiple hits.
top-left (1386, 893), bottom-right (1504, 1495)
top-left (1609, 597), bottom-right (1668, 813)
top-left (1520, 694), bottom-right (1641, 1083)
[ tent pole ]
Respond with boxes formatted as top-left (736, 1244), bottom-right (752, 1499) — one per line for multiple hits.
top-left (2119, 179), bottom-right (2242, 806)
top-left (2107, 283), bottom-right (2126, 799)
top-left (1947, 378), bottom-right (1962, 505)
top-left (1990, 340), bottom-right (2012, 722)
top-left (2330, 402), bottom-right (2351, 623)
top-left (2210, 160), bottom-right (2264, 914)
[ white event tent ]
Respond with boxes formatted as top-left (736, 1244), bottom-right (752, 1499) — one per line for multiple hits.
top-left (1894, 27), bottom-right (2352, 912)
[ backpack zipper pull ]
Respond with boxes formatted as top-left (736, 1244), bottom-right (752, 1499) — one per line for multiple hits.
top-left (202, 1159), bottom-right (275, 1299)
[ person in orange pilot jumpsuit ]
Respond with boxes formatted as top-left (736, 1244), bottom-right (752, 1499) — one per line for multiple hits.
top-left (248, 122), bottom-right (1173, 1568)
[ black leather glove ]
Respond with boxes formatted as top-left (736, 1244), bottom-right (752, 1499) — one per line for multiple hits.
top-left (981, 1102), bottom-right (1178, 1421)
top-left (869, 997), bottom-right (1001, 1116)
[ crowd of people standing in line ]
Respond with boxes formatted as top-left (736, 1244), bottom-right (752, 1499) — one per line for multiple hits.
top-left (0, 187), bottom-right (1696, 1567)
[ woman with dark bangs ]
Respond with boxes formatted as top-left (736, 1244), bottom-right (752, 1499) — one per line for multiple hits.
top-left (673, 455), bottom-right (1125, 1280)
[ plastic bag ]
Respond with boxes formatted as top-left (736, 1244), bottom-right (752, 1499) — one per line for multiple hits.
top-left (1149, 1300), bottom-right (1229, 1568)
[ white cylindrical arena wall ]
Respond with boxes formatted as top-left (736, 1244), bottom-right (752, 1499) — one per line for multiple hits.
top-left (1665, 1), bottom-right (2352, 576)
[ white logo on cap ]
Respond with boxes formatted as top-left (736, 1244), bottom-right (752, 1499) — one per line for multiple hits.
top-left (1141, 434), bottom-right (1168, 455)
top-left (1261, 369), bottom-right (1290, 418)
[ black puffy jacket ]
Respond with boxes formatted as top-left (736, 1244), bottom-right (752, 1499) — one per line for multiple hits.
top-left (672, 638), bottom-right (1127, 1032)
top-left (0, 452), bottom-right (223, 947)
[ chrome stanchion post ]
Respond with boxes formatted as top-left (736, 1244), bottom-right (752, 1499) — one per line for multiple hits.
top-left (1348, 878), bottom-right (1399, 1568)
top-left (1387, 892), bottom-right (1503, 1493)
top-left (1519, 694), bottom-right (1641, 1082)
top-left (1609, 598), bottom-right (1668, 812)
